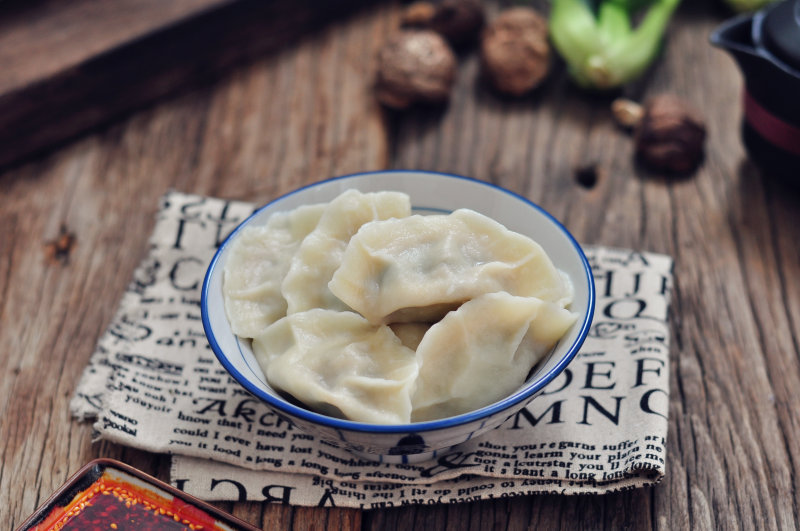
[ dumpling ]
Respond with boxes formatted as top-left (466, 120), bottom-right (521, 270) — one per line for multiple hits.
top-left (328, 208), bottom-right (574, 324)
top-left (410, 292), bottom-right (577, 422)
top-left (252, 309), bottom-right (419, 424)
top-left (282, 189), bottom-right (411, 314)
top-left (223, 203), bottom-right (325, 338)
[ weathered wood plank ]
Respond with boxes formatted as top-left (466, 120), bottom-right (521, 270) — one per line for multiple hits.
top-left (0, 0), bottom-right (375, 169)
top-left (0, 0), bottom-right (229, 94)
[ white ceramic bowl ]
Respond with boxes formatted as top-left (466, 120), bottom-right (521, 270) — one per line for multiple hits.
top-left (202, 171), bottom-right (595, 463)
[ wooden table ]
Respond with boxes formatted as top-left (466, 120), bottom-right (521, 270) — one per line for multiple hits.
top-left (3, 1), bottom-right (799, 529)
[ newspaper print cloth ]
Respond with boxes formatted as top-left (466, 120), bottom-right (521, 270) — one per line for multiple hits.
top-left (71, 191), bottom-right (674, 507)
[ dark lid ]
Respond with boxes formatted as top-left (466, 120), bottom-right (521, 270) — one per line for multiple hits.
top-left (761, 0), bottom-right (800, 69)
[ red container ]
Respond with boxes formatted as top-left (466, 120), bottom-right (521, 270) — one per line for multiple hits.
top-left (16, 459), bottom-right (259, 531)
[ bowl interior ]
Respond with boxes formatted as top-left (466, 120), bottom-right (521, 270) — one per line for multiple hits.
top-left (203, 171), bottom-right (594, 432)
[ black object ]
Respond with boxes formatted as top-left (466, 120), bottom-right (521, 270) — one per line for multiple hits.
top-left (388, 433), bottom-right (429, 456)
top-left (711, 0), bottom-right (800, 184)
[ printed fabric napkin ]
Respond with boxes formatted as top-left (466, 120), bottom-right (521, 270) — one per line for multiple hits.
top-left (71, 191), bottom-right (673, 508)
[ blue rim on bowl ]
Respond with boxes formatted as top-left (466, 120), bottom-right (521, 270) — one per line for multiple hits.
top-left (201, 170), bottom-right (595, 434)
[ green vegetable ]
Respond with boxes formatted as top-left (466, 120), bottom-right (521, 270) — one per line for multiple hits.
top-left (723, 0), bottom-right (777, 12)
top-left (549, 0), bottom-right (681, 90)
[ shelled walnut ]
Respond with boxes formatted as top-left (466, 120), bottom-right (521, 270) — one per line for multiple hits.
top-left (375, 30), bottom-right (457, 110)
top-left (480, 7), bottom-right (550, 96)
top-left (614, 95), bottom-right (707, 174)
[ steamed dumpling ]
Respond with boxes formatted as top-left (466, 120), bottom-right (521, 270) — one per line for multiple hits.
top-left (328, 208), bottom-right (574, 324)
top-left (223, 203), bottom-right (325, 338)
top-left (411, 292), bottom-right (577, 422)
top-left (282, 190), bottom-right (411, 314)
top-left (252, 309), bottom-right (418, 424)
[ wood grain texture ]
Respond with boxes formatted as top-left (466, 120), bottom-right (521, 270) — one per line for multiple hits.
top-left (0, 0), bottom-right (230, 93)
top-left (2, 0), bottom-right (799, 529)
top-left (0, 0), bottom-right (374, 168)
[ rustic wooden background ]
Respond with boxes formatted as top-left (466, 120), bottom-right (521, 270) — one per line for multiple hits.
top-left (2, 0), bottom-right (799, 529)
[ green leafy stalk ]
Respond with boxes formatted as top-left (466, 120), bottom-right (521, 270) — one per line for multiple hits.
top-left (550, 0), bottom-right (681, 90)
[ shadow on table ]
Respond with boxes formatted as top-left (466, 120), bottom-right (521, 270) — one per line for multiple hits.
top-left (734, 159), bottom-right (800, 261)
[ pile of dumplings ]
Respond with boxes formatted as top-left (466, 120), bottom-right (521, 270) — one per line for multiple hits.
top-left (223, 189), bottom-right (577, 424)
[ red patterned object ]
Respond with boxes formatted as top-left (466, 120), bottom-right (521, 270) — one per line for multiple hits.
top-left (17, 459), bottom-right (258, 531)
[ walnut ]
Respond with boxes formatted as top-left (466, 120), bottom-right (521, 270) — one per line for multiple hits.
top-left (614, 95), bottom-right (707, 174)
top-left (375, 30), bottom-right (457, 110)
top-left (402, 1), bottom-right (485, 47)
top-left (480, 7), bottom-right (550, 96)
